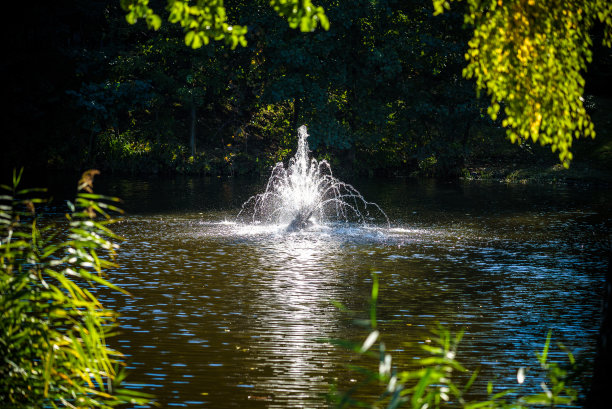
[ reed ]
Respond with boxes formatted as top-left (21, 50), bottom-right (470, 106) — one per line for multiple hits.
top-left (329, 275), bottom-right (579, 409)
top-left (0, 169), bottom-right (154, 408)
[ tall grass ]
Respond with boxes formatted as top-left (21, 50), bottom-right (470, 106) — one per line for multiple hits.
top-left (0, 169), bottom-right (153, 408)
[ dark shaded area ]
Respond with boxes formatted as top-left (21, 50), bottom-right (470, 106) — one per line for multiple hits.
top-left (0, 1), bottom-right (576, 178)
top-left (1, 0), bottom-right (611, 181)
top-left (1, 0), bottom-right (110, 170)
top-left (587, 250), bottom-right (612, 408)
top-left (585, 20), bottom-right (612, 97)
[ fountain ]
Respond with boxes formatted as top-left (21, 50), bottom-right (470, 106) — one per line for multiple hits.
top-left (237, 126), bottom-right (388, 231)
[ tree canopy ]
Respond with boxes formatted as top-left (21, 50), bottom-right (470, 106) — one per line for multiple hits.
top-left (3, 1), bottom-right (611, 177)
top-left (121, 0), bottom-right (612, 168)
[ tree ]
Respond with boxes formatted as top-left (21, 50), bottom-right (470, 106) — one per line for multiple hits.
top-left (114, 0), bottom-right (502, 178)
top-left (433, 0), bottom-right (612, 167)
top-left (230, 0), bottom-right (486, 176)
top-left (388, 1), bottom-right (488, 177)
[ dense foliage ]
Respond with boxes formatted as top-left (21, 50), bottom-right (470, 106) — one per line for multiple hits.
top-left (434, 0), bottom-right (612, 167)
top-left (2, 0), bottom-right (611, 177)
top-left (113, 0), bottom-right (497, 177)
top-left (120, 0), bottom-right (328, 48)
top-left (0, 170), bottom-right (152, 408)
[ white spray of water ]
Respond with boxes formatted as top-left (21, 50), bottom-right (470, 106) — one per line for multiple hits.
top-left (237, 126), bottom-right (388, 230)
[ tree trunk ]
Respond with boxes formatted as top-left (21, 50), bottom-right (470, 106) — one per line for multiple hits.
top-left (87, 121), bottom-right (96, 165)
top-left (291, 98), bottom-right (301, 134)
top-left (190, 102), bottom-right (197, 157)
top-left (587, 248), bottom-right (612, 408)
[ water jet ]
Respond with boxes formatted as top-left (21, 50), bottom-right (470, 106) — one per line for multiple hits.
top-left (237, 126), bottom-right (388, 231)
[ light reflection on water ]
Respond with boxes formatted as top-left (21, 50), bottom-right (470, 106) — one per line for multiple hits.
top-left (77, 177), bottom-right (611, 408)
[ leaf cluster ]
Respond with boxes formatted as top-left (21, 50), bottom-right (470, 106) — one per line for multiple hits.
top-left (120, 0), bottom-right (328, 50)
top-left (433, 0), bottom-right (612, 167)
top-left (270, 0), bottom-right (329, 31)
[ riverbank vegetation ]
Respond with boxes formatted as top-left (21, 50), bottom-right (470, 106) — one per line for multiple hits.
top-left (330, 278), bottom-right (585, 409)
top-left (2, 2), bottom-right (610, 407)
top-left (3, 1), bottom-right (611, 181)
top-left (0, 170), bottom-right (153, 407)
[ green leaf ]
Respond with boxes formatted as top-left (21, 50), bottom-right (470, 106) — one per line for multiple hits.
top-left (125, 11), bottom-right (137, 25)
top-left (539, 330), bottom-right (552, 366)
top-left (16, 187), bottom-right (47, 195)
top-left (185, 30), bottom-right (195, 47)
top-left (370, 273), bottom-right (379, 329)
top-left (147, 14), bottom-right (162, 30)
top-left (319, 13), bottom-right (330, 30)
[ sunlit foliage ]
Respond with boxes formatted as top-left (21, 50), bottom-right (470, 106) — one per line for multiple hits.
top-left (120, 0), bottom-right (329, 49)
top-left (433, 0), bottom-right (612, 167)
top-left (0, 170), bottom-right (152, 408)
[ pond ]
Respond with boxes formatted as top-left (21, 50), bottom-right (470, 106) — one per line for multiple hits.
top-left (47, 174), bottom-right (610, 408)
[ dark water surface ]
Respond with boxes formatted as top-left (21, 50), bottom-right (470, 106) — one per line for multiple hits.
top-left (47, 175), bottom-right (610, 408)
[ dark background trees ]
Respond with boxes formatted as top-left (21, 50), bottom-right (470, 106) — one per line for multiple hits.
top-left (2, 0), bottom-right (611, 178)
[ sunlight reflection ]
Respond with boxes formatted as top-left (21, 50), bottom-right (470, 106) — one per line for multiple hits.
top-left (240, 231), bottom-right (346, 404)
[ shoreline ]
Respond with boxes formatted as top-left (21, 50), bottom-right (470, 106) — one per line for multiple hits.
top-left (461, 161), bottom-right (612, 186)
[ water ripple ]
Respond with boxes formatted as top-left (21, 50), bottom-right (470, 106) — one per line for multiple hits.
top-left (91, 181), bottom-right (611, 408)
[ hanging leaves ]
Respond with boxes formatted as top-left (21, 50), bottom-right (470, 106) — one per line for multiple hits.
top-left (120, 0), bottom-right (329, 50)
top-left (433, 0), bottom-right (612, 167)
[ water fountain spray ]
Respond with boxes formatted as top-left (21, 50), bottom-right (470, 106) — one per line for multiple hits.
top-left (237, 126), bottom-right (388, 231)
